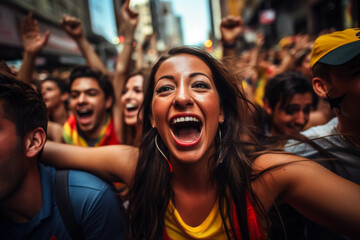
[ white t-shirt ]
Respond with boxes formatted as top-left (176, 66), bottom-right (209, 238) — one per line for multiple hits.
top-left (286, 117), bottom-right (360, 184)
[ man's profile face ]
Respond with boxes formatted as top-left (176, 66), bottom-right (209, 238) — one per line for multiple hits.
top-left (69, 77), bottom-right (112, 138)
top-left (327, 55), bottom-right (360, 120)
top-left (0, 101), bottom-right (27, 202)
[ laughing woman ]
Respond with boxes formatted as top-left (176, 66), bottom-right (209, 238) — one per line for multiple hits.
top-left (43, 46), bottom-right (360, 240)
top-left (119, 71), bottom-right (148, 146)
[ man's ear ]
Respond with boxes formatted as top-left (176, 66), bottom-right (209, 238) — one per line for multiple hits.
top-left (312, 77), bottom-right (329, 98)
top-left (25, 127), bottom-right (46, 159)
top-left (263, 99), bottom-right (272, 116)
top-left (105, 96), bottom-right (113, 110)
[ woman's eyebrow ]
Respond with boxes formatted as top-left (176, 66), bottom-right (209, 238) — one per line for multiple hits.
top-left (189, 72), bottom-right (211, 80)
top-left (155, 75), bottom-right (174, 84)
top-left (155, 72), bottom-right (210, 84)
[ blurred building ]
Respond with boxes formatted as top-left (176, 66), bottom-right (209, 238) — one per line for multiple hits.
top-left (150, 0), bottom-right (183, 49)
top-left (220, 0), bottom-right (359, 47)
top-left (3, 0), bottom-right (356, 70)
top-left (120, 0), bottom-right (159, 68)
top-left (119, 0), bottom-right (184, 68)
top-left (0, 0), bottom-right (118, 71)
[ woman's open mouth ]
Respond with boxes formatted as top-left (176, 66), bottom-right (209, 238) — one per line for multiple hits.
top-left (126, 103), bottom-right (139, 112)
top-left (170, 115), bottom-right (202, 146)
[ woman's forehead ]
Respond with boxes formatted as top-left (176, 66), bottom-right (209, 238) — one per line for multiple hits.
top-left (41, 80), bottom-right (59, 88)
top-left (126, 74), bottom-right (144, 86)
top-left (155, 54), bottom-right (212, 79)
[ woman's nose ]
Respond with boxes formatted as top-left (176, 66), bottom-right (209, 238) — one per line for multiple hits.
top-left (173, 84), bottom-right (193, 108)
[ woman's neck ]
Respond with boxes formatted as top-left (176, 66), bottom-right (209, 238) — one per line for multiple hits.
top-left (49, 105), bottom-right (69, 125)
top-left (172, 163), bottom-right (211, 191)
top-left (171, 162), bottom-right (218, 227)
top-left (171, 145), bottom-right (216, 189)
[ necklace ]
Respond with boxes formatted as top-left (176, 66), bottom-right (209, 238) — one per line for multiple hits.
top-left (335, 127), bottom-right (360, 149)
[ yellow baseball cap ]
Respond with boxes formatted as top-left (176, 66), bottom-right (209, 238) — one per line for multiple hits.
top-left (310, 28), bottom-right (360, 68)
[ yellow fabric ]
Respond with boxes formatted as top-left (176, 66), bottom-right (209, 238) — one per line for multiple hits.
top-left (165, 200), bottom-right (231, 240)
top-left (254, 73), bottom-right (267, 107)
top-left (242, 80), bottom-right (248, 91)
top-left (62, 119), bottom-right (88, 146)
top-left (310, 28), bottom-right (360, 68)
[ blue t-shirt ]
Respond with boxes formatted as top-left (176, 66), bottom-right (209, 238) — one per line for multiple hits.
top-left (0, 164), bottom-right (125, 239)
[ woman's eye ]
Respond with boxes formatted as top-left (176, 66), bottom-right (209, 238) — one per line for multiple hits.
top-left (155, 86), bottom-right (173, 94)
top-left (193, 82), bottom-right (210, 89)
top-left (135, 89), bottom-right (143, 93)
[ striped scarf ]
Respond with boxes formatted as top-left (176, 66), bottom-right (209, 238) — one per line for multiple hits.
top-left (62, 113), bottom-right (120, 146)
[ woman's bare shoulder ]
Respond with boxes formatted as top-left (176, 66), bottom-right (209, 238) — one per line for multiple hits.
top-left (252, 151), bottom-right (311, 171)
top-left (251, 151), bottom-right (324, 211)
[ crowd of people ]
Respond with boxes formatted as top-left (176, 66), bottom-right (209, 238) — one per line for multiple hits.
top-left (1, 1), bottom-right (360, 239)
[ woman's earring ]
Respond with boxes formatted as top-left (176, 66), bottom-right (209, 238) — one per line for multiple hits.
top-left (155, 134), bottom-right (173, 173)
top-left (216, 128), bottom-right (224, 166)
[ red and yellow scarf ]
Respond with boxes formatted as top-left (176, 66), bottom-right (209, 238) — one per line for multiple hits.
top-left (62, 113), bottom-right (120, 146)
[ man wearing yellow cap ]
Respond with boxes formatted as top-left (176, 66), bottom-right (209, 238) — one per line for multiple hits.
top-left (285, 28), bottom-right (360, 240)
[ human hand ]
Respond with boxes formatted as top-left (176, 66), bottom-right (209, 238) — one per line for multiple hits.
top-left (255, 32), bottom-right (265, 47)
top-left (60, 15), bottom-right (83, 39)
top-left (118, 0), bottom-right (139, 38)
top-left (21, 12), bottom-right (49, 54)
top-left (220, 15), bottom-right (244, 44)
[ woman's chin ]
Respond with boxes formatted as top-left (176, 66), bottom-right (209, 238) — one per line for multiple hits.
top-left (124, 118), bottom-right (137, 126)
top-left (169, 147), bottom-right (211, 166)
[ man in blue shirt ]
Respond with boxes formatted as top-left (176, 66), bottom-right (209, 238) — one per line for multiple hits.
top-left (0, 64), bottom-right (125, 239)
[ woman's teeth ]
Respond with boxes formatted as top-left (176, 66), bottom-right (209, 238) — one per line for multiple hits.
top-left (171, 116), bottom-right (202, 143)
top-left (172, 116), bottom-right (200, 124)
top-left (126, 103), bottom-right (138, 111)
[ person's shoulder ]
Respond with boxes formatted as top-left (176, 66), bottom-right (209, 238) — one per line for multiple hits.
top-left (301, 117), bottom-right (338, 138)
top-left (253, 151), bottom-right (307, 171)
top-left (65, 171), bottom-right (125, 239)
top-left (285, 117), bottom-right (338, 154)
top-left (66, 170), bottom-right (118, 211)
top-left (68, 169), bottom-right (112, 192)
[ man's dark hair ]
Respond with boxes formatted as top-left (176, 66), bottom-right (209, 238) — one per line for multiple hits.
top-left (69, 66), bottom-right (114, 101)
top-left (264, 71), bottom-right (318, 110)
top-left (312, 53), bottom-right (360, 83)
top-left (0, 70), bottom-right (47, 138)
top-left (312, 62), bottom-right (331, 82)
